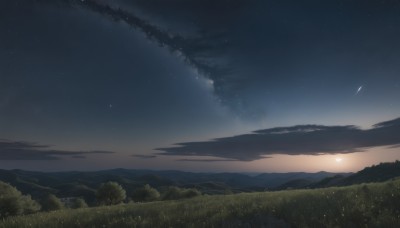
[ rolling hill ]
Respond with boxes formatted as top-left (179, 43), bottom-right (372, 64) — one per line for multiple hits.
top-left (0, 168), bottom-right (342, 204)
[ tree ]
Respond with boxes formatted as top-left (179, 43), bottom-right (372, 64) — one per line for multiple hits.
top-left (182, 188), bottom-right (201, 198)
top-left (41, 194), bottom-right (64, 211)
top-left (161, 186), bottom-right (182, 200)
top-left (20, 195), bottom-right (41, 214)
top-left (224, 189), bottom-right (234, 195)
top-left (71, 198), bottom-right (88, 209)
top-left (161, 186), bottom-right (201, 200)
top-left (96, 182), bottom-right (126, 205)
top-left (0, 181), bottom-right (40, 218)
top-left (131, 184), bottom-right (160, 202)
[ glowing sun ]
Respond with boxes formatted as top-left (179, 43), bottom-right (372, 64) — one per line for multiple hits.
top-left (335, 157), bottom-right (343, 163)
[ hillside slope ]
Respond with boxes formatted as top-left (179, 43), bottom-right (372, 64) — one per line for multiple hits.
top-left (1, 179), bottom-right (399, 228)
top-left (0, 169), bottom-right (341, 204)
top-left (275, 161), bottom-right (400, 190)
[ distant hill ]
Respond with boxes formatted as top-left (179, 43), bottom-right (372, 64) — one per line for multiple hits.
top-left (255, 171), bottom-right (345, 190)
top-left (2, 161), bottom-right (399, 205)
top-left (0, 168), bottom-right (341, 204)
top-left (339, 160), bottom-right (400, 185)
top-left (273, 179), bottom-right (314, 190)
top-left (275, 160), bottom-right (400, 190)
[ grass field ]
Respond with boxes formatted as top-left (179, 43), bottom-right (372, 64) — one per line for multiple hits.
top-left (1, 179), bottom-right (400, 228)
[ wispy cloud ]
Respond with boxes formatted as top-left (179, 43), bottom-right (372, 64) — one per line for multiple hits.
top-left (132, 154), bottom-right (157, 159)
top-left (157, 117), bottom-right (400, 161)
top-left (176, 158), bottom-right (253, 162)
top-left (0, 139), bottom-right (115, 160)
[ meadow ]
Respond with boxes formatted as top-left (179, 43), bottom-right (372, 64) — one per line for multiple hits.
top-left (1, 179), bottom-right (400, 228)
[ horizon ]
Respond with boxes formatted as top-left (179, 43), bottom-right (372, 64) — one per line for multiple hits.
top-left (1, 0), bottom-right (400, 173)
top-left (0, 165), bottom-right (357, 174)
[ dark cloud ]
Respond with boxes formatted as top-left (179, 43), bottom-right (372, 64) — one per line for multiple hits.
top-left (71, 155), bottom-right (86, 159)
top-left (176, 158), bottom-right (256, 162)
top-left (131, 154), bottom-right (157, 159)
top-left (0, 139), bottom-right (115, 160)
top-left (157, 117), bottom-right (400, 161)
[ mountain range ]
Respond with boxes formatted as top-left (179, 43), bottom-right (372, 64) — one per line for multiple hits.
top-left (1, 160), bottom-right (399, 205)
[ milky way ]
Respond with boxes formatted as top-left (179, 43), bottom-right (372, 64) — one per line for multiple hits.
top-left (1, 0), bottom-right (400, 171)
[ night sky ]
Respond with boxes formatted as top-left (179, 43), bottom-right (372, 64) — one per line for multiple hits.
top-left (1, 0), bottom-right (400, 172)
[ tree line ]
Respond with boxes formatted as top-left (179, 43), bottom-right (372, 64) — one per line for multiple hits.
top-left (0, 181), bottom-right (201, 218)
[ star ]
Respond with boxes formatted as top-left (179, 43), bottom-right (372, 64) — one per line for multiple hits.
top-left (355, 86), bottom-right (363, 95)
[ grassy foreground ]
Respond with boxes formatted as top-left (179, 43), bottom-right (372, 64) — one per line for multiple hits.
top-left (1, 179), bottom-right (400, 228)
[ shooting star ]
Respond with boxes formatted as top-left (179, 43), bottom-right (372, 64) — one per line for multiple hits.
top-left (355, 86), bottom-right (363, 95)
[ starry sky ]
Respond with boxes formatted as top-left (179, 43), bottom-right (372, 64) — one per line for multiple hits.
top-left (1, 0), bottom-right (400, 172)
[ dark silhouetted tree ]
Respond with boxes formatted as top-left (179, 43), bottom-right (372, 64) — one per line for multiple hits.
top-left (161, 186), bottom-right (182, 200)
top-left (0, 181), bottom-right (40, 218)
top-left (71, 198), bottom-right (88, 209)
top-left (41, 194), bottom-right (64, 211)
top-left (96, 182), bottom-right (126, 205)
top-left (224, 189), bottom-right (234, 195)
top-left (131, 184), bottom-right (160, 202)
top-left (161, 186), bottom-right (201, 200)
top-left (182, 188), bottom-right (201, 198)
